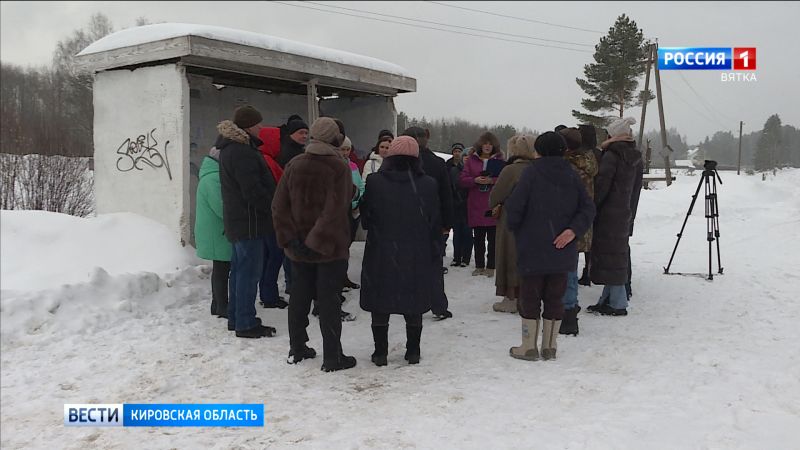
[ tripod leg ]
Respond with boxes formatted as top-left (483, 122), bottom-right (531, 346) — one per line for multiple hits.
top-left (706, 177), bottom-right (714, 280)
top-left (712, 176), bottom-right (723, 274)
top-left (665, 176), bottom-right (705, 274)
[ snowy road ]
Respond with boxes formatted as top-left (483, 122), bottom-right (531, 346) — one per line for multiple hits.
top-left (2, 171), bottom-right (799, 449)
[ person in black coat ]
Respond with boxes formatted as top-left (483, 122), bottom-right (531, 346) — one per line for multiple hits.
top-left (216, 105), bottom-right (277, 339)
top-left (587, 117), bottom-right (643, 317)
top-left (360, 136), bottom-right (442, 366)
top-left (402, 127), bottom-right (454, 320)
top-left (277, 118), bottom-right (308, 168)
top-left (504, 132), bottom-right (595, 361)
top-left (446, 142), bottom-right (473, 267)
top-left (275, 115), bottom-right (308, 294)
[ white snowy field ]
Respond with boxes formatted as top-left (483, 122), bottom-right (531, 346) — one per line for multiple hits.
top-left (1, 170), bottom-right (799, 449)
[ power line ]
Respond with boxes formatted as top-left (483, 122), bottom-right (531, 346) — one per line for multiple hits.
top-left (677, 72), bottom-right (738, 123)
top-left (270, 1), bottom-right (593, 53)
top-left (302, 1), bottom-right (594, 48)
top-left (661, 79), bottom-right (731, 131)
top-left (426, 1), bottom-right (605, 34)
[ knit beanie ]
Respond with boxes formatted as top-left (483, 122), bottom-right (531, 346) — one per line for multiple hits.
top-left (385, 136), bottom-right (419, 158)
top-left (451, 142), bottom-right (465, 152)
top-left (341, 136), bottom-right (352, 149)
top-left (233, 105), bottom-right (262, 129)
top-left (534, 131), bottom-right (567, 157)
top-left (378, 129), bottom-right (394, 140)
top-left (607, 117), bottom-right (637, 138)
top-left (286, 119), bottom-right (308, 135)
top-left (559, 128), bottom-right (582, 151)
top-left (309, 117), bottom-right (342, 146)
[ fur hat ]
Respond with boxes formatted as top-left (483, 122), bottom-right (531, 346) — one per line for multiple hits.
top-left (534, 131), bottom-right (567, 157)
top-left (385, 136), bottom-right (419, 158)
top-left (286, 119), bottom-right (308, 135)
top-left (474, 132), bottom-right (501, 155)
top-left (233, 105), bottom-right (263, 129)
top-left (607, 117), bottom-right (636, 138)
top-left (559, 128), bottom-right (582, 151)
top-left (309, 117), bottom-right (343, 146)
top-left (506, 134), bottom-right (537, 159)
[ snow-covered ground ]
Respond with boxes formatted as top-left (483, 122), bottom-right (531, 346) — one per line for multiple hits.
top-left (1, 170), bottom-right (799, 449)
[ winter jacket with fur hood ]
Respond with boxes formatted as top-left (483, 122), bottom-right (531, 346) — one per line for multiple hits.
top-left (272, 118), bottom-right (354, 263)
top-left (216, 120), bottom-right (276, 242)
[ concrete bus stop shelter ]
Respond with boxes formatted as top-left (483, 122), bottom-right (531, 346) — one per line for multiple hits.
top-left (76, 23), bottom-right (416, 246)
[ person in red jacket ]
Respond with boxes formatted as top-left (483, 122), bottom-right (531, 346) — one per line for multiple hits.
top-left (257, 127), bottom-right (288, 309)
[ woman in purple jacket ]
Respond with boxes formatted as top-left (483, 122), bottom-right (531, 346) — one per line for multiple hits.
top-left (459, 132), bottom-right (505, 277)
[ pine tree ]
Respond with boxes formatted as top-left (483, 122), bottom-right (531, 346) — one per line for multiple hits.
top-left (754, 114), bottom-right (782, 171)
top-left (572, 14), bottom-right (651, 127)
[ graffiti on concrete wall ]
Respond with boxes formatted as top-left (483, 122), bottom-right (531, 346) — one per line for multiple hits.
top-left (116, 128), bottom-right (173, 180)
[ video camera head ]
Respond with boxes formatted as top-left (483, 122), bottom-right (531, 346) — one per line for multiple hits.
top-left (704, 160), bottom-right (718, 171)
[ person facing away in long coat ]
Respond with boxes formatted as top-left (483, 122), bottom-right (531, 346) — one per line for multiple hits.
top-left (588, 117), bottom-right (643, 317)
top-left (489, 133), bottom-right (538, 314)
top-left (360, 136), bottom-right (442, 366)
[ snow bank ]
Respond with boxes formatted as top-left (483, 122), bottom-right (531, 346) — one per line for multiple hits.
top-left (77, 23), bottom-right (411, 77)
top-left (0, 211), bottom-right (201, 291)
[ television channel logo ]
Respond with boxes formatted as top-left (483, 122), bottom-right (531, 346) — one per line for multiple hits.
top-left (658, 47), bottom-right (757, 82)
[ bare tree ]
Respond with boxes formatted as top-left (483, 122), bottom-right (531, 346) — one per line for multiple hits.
top-left (1, 154), bottom-right (94, 217)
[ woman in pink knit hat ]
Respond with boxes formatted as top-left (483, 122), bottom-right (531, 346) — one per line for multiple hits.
top-left (359, 136), bottom-right (442, 366)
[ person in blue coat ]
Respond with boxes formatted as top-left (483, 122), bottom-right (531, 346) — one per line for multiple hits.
top-left (504, 132), bottom-right (595, 361)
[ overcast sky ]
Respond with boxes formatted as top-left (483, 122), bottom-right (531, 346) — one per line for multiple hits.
top-left (2, 1), bottom-right (799, 145)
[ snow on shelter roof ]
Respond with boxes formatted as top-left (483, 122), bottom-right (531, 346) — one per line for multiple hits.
top-left (76, 23), bottom-right (415, 95)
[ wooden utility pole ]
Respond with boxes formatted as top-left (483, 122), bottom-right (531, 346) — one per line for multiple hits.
top-left (652, 43), bottom-right (673, 186)
top-left (737, 120), bottom-right (744, 175)
top-left (637, 43), bottom-right (654, 152)
top-left (306, 79), bottom-right (319, 123)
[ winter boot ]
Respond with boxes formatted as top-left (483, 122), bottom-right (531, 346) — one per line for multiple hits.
top-left (287, 345), bottom-right (317, 364)
top-left (404, 325), bottom-right (422, 364)
top-left (450, 259), bottom-right (461, 267)
top-left (236, 324), bottom-right (276, 339)
top-left (509, 318), bottom-right (540, 361)
top-left (343, 278), bottom-right (360, 290)
top-left (541, 319), bottom-right (561, 360)
top-left (484, 268), bottom-right (495, 278)
top-left (598, 304), bottom-right (628, 316)
top-left (432, 310), bottom-right (453, 321)
top-left (371, 325), bottom-right (389, 367)
top-left (559, 306), bottom-right (581, 336)
top-left (578, 266), bottom-right (591, 286)
top-left (321, 353), bottom-right (357, 372)
top-left (492, 297), bottom-right (518, 314)
top-left (471, 268), bottom-right (485, 276)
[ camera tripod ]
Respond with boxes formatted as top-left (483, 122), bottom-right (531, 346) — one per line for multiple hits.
top-left (664, 160), bottom-right (724, 280)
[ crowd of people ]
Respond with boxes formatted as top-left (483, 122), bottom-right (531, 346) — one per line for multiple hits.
top-left (194, 105), bottom-right (644, 372)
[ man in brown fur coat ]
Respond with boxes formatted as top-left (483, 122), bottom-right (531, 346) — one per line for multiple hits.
top-left (272, 117), bottom-right (357, 372)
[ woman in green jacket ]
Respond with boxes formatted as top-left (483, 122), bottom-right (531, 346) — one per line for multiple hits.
top-left (194, 147), bottom-right (233, 318)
